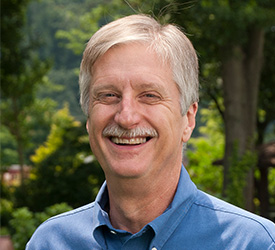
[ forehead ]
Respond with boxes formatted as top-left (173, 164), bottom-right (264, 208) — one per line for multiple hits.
top-left (91, 43), bottom-right (173, 84)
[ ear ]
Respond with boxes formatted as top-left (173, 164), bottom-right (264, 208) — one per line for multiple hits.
top-left (86, 120), bottom-right (89, 134)
top-left (182, 102), bottom-right (198, 143)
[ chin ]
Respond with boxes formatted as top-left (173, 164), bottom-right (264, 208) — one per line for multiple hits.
top-left (105, 161), bottom-right (151, 179)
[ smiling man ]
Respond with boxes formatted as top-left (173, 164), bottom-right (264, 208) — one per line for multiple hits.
top-left (26, 14), bottom-right (275, 250)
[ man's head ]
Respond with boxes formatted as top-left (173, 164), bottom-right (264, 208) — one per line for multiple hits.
top-left (81, 15), bottom-right (199, 180)
top-left (79, 14), bottom-right (199, 117)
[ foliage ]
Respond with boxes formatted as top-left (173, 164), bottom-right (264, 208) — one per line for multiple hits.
top-left (25, 98), bottom-right (58, 156)
top-left (0, 126), bottom-right (18, 168)
top-left (257, 26), bottom-right (275, 144)
top-left (55, 5), bottom-right (103, 55)
top-left (187, 105), bottom-right (224, 196)
top-left (14, 106), bottom-right (105, 211)
top-left (31, 105), bottom-right (80, 164)
top-left (172, 0), bottom-right (275, 56)
top-left (0, 199), bottom-right (14, 234)
top-left (54, 0), bottom-right (169, 57)
top-left (9, 203), bottom-right (72, 250)
top-left (226, 147), bottom-right (258, 208)
top-left (269, 168), bottom-right (275, 210)
top-left (1, 0), bottom-right (51, 185)
top-left (26, 0), bottom-right (93, 66)
top-left (0, 95), bottom-right (57, 169)
top-left (26, 0), bottom-right (102, 120)
top-left (167, 0), bottom-right (274, 210)
top-left (9, 208), bottom-right (35, 250)
top-left (55, 5), bottom-right (108, 55)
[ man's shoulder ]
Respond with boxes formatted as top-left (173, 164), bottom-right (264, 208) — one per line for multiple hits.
top-left (36, 202), bottom-right (96, 232)
top-left (26, 202), bottom-right (99, 249)
top-left (193, 190), bottom-right (275, 239)
top-left (47, 202), bottom-right (95, 222)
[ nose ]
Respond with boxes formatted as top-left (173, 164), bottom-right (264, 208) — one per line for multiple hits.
top-left (114, 96), bottom-right (141, 129)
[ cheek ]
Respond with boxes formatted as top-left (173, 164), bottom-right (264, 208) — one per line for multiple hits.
top-left (151, 113), bottom-right (184, 146)
top-left (165, 114), bottom-right (186, 145)
top-left (87, 120), bottom-right (104, 160)
top-left (87, 115), bottom-right (102, 149)
top-left (88, 109), bottom-right (108, 133)
top-left (87, 107), bottom-right (115, 144)
top-left (92, 105), bottom-right (116, 122)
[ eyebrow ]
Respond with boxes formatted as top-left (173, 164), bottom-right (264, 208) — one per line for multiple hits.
top-left (90, 84), bottom-right (119, 94)
top-left (90, 80), bottom-right (169, 96)
top-left (136, 82), bottom-right (168, 95)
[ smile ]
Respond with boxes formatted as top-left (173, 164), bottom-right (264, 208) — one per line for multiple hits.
top-left (103, 125), bottom-right (158, 146)
top-left (111, 137), bottom-right (148, 145)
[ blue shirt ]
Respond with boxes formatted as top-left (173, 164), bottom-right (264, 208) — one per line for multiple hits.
top-left (26, 166), bottom-right (275, 250)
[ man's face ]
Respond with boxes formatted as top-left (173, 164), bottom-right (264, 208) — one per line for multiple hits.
top-left (86, 43), bottom-right (197, 180)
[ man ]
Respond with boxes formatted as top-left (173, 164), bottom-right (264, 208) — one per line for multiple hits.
top-left (26, 14), bottom-right (275, 250)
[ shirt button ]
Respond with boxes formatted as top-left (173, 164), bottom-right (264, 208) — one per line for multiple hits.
top-left (152, 247), bottom-right (157, 250)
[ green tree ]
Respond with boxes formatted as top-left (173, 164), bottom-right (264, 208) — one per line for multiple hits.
top-left (257, 26), bottom-right (275, 145)
top-left (26, 0), bottom-right (106, 120)
top-left (17, 106), bottom-right (104, 211)
top-left (255, 27), bottom-right (275, 218)
top-left (168, 0), bottom-right (275, 211)
top-left (54, 0), bottom-right (174, 54)
top-left (0, 126), bottom-right (18, 168)
top-left (1, 0), bottom-right (50, 186)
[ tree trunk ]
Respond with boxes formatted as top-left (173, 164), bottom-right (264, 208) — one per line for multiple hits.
top-left (222, 28), bottom-right (264, 211)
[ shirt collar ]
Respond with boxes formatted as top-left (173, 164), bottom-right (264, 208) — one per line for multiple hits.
top-left (92, 165), bottom-right (197, 247)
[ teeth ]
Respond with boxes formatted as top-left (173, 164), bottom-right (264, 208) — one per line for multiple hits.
top-left (111, 137), bottom-right (147, 145)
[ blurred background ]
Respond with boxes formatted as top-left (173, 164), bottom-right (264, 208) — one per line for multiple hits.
top-left (1, 0), bottom-right (274, 249)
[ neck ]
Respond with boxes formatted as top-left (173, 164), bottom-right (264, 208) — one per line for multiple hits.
top-left (106, 166), bottom-right (181, 234)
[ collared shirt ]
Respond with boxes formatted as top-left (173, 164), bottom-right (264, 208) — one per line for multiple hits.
top-left (26, 166), bottom-right (275, 250)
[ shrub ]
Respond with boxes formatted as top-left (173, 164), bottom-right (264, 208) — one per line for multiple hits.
top-left (10, 203), bottom-right (72, 250)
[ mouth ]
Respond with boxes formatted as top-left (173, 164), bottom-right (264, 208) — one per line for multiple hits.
top-left (103, 126), bottom-right (158, 146)
top-left (110, 136), bottom-right (152, 145)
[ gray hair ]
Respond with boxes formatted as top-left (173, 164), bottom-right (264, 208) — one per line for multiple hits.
top-left (79, 14), bottom-right (199, 116)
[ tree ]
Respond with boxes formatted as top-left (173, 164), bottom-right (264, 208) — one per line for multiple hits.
top-left (168, 0), bottom-right (275, 211)
top-left (257, 25), bottom-right (275, 145)
top-left (1, 0), bottom-right (50, 186)
top-left (26, 0), bottom-right (106, 120)
top-left (17, 106), bottom-right (105, 211)
top-left (255, 26), bottom-right (275, 218)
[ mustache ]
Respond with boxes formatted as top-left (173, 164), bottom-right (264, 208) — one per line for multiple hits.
top-left (102, 124), bottom-right (158, 138)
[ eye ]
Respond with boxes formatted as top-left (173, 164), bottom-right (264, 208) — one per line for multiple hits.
top-left (139, 92), bottom-right (162, 104)
top-left (95, 92), bottom-right (120, 104)
top-left (104, 93), bottom-right (116, 97)
top-left (145, 93), bottom-right (157, 98)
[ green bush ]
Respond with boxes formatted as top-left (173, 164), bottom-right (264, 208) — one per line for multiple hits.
top-left (9, 203), bottom-right (72, 250)
top-left (186, 107), bottom-right (224, 197)
top-left (15, 107), bottom-right (105, 211)
top-left (0, 198), bottom-right (14, 233)
top-left (226, 145), bottom-right (257, 208)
